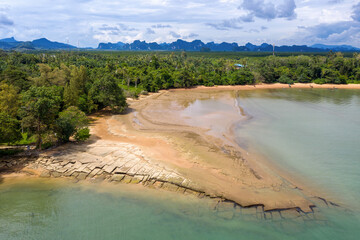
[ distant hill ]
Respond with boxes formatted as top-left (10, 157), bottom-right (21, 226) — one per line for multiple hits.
top-left (0, 37), bottom-right (76, 50)
top-left (0, 37), bottom-right (21, 49)
top-left (0, 37), bottom-right (359, 52)
top-left (31, 38), bottom-right (76, 49)
top-left (311, 44), bottom-right (360, 52)
top-left (0, 37), bottom-right (19, 43)
top-left (96, 39), bottom-right (358, 52)
top-left (98, 41), bottom-right (125, 50)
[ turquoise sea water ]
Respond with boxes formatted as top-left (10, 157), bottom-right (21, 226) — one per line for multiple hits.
top-left (1, 89), bottom-right (359, 239)
top-left (234, 89), bottom-right (360, 211)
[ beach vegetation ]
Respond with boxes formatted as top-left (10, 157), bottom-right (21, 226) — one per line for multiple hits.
top-left (74, 128), bottom-right (91, 142)
top-left (55, 106), bottom-right (89, 142)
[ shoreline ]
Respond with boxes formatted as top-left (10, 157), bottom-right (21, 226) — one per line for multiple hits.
top-left (1, 84), bottom-right (353, 215)
top-left (189, 83), bottom-right (360, 90)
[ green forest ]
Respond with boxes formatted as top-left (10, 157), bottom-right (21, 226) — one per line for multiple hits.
top-left (1, 50), bottom-right (360, 150)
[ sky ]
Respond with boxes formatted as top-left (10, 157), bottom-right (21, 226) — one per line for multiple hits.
top-left (0, 0), bottom-right (359, 48)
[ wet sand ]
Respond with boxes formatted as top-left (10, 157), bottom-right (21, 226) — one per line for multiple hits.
top-left (124, 88), bottom-right (319, 212)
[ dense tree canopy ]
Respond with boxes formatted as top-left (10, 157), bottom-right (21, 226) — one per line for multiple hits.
top-left (0, 50), bottom-right (359, 148)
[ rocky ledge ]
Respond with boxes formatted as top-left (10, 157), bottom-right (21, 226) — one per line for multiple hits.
top-left (0, 140), bottom-right (335, 222)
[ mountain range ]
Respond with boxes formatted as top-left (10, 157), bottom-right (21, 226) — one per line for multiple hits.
top-left (1, 37), bottom-right (360, 52)
top-left (0, 37), bottom-right (76, 50)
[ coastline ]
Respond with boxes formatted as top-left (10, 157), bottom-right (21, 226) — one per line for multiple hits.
top-left (189, 83), bottom-right (360, 90)
top-left (1, 83), bottom-right (354, 216)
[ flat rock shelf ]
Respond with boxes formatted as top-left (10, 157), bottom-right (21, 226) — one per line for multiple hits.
top-left (0, 140), bottom-right (336, 223)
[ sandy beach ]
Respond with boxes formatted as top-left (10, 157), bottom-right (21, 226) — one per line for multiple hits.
top-left (191, 83), bottom-right (360, 90)
top-left (2, 83), bottom-right (356, 215)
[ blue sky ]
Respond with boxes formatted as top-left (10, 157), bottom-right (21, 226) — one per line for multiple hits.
top-left (0, 0), bottom-right (359, 47)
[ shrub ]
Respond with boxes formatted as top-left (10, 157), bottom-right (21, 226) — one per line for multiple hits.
top-left (278, 75), bottom-right (294, 84)
top-left (75, 128), bottom-right (91, 141)
top-left (55, 106), bottom-right (89, 142)
top-left (313, 78), bottom-right (326, 84)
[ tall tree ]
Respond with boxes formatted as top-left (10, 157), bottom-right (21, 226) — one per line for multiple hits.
top-left (63, 65), bottom-right (88, 108)
top-left (89, 74), bottom-right (127, 113)
top-left (31, 64), bottom-right (69, 87)
top-left (0, 83), bottom-right (20, 117)
top-left (0, 112), bottom-right (21, 144)
top-left (20, 86), bottom-right (62, 149)
top-left (1, 66), bottom-right (30, 92)
top-left (0, 83), bottom-right (21, 144)
top-left (55, 106), bottom-right (89, 142)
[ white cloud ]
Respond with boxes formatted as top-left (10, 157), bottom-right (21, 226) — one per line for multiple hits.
top-left (0, 0), bottom-right (358, 47)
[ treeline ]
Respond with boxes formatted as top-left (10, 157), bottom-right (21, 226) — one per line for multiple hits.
top-left (0, 50), bottom-right (360, 148)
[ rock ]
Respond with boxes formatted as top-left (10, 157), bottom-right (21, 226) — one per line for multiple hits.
top-left (138, 166), bottom-right (156, 176)
top-left (40, 170), bottom-right (51, 178)
top-left (130, 175), bottom-right (144, 184)
top-left (143, 179), bottom-right (156, 187)
top-left (121, 175), bottom-right (133, 184)
top-left (141, 175), bottom-right (149, 182)
top-left (59, 160), bottom-right (70, 166)
top-left (157, 171), bottom-right (172, 182)
top-left (184, 189), bottom-right (198, 196)
top-left (87, 162), bottom-right (100, 171)
top-left (77, 164), bottom-right (89, 172)
top-left (72, 161), bottom-right (82, 169)
top-left (198, 193), bottom-right (205, 198)
top-left (51, 171), bottom-right (62, 178)
top-left (95, 174), bottom-right (106, 181)
top-left (152, 181), bottom-right (164, 188)
top-left (54, 167), bottom-right (68, 173)
top-left (130, 177), bottom-right (142, 184)
top-left (149, 170), bottom-right (162, 179)
top-left (77, 172), bottom-right (88, 180)
top-left (77, 153), bottom-right (100, 163)
top-left (127, 163), bottom-right (143, 175)
top-left (110, 174), bottom-right (125, 182)
top-left (88, 168), bottom-right (102, 178)
top-left (161, 182), bottom-right (179, 192)
top-left (63, 170), bottom-right (75, 177)
top-left (118, 160), bottom-right (138, 174)
top-left (177, 187), bottom-right (186, 194)
top-left (167, 176), bottom-right (185, 185)
top-left (62, 163), bottom-right (74, 171)
top-left (103, 165), bottom-right (117, 174)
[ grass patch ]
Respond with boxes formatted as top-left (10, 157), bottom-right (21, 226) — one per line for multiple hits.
top-left (119, 84), bottom-right (146, 98)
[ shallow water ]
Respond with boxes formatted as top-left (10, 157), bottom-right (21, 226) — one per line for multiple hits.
top-left (1, 89), bottom-right (360, 239)
top-left (0, 178), bottom-right (358, 240)
top-left (234, 89), bottom-right (360, 211)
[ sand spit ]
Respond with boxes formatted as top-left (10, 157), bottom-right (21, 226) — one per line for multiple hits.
top-left (1, 83), bottom-right (350, 220)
